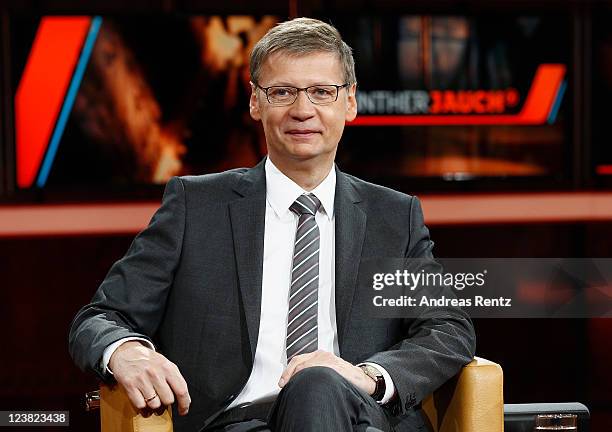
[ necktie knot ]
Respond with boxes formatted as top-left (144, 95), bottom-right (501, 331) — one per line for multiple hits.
top-left (290, 194), bottom-right (321, 216)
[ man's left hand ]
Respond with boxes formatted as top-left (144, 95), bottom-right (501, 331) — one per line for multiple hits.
top-left (278, 350), bottom-right (376, 395)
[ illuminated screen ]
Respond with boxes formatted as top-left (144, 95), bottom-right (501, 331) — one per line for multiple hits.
top-left (333, 15), bottom-right (572, 183)
top-left (12, 15), bottom-right (279, 193)
top-left (592, 11), bottom-right (612, 179)
top-left (11, 14), bottom-right (571, 197)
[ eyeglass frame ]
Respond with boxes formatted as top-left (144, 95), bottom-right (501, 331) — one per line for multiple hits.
top-left (252, 82), bottom-right (351, 106)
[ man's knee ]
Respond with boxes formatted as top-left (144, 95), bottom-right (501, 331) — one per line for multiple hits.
top-left (281, 366), bottom-right (347, 400)
top-left (280, 366), bottom-right (349, 408)
top-left (270, 367), bottom-right (389, 431)
top-left (272, 366), bottom-right (352, 427)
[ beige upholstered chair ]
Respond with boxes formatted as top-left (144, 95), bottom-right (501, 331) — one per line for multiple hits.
top-left (86, 356), bottom-right (503, 432)
top-left (421, 357), bottom-right (504, 432)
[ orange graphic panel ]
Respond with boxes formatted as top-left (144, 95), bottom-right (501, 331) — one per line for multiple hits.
top-left (15, 17), bottom-right (91, 188)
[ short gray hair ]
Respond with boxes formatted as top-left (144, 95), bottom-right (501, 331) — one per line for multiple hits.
top-left (250, 17), bottom-right (356, 86)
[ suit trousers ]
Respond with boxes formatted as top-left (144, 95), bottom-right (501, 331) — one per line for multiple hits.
top-left (204, 366), bottom-right (423, 432)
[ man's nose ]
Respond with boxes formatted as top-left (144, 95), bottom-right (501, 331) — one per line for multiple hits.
top-left (289, 90), bottom-right (316, 119)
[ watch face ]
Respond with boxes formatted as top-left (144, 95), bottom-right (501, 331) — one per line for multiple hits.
top-left (363, 365), bottom-right (383, 379)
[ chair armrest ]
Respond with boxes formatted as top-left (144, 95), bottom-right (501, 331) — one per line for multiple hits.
top-left (100, 384), bottom-right (173, 432)
top-left (422, 356), bottom-right (504, 432)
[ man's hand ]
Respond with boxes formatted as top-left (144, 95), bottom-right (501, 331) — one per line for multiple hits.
top-left (108, 341), bottom-right (191, 415)
top-left (278, 350), bottom-right (376, 396)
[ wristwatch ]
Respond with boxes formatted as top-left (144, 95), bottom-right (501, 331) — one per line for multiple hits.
top-left (359, 364), bottom-right (386, 402)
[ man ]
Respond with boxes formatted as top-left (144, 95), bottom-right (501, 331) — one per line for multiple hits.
top-left (69, 18), bottom-right (476, 432)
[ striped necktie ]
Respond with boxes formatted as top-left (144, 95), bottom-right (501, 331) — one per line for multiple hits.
top-left (286, 193), bottom-right (321, 361)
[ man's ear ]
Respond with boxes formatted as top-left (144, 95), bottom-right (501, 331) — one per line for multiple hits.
top-left (345, 83), bottom-right (357, 122)
top-left (249, 82), bottom-right (261, 121)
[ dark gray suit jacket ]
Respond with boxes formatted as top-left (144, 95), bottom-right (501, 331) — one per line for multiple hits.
top-left (69, 158), bottom-right (476, 431)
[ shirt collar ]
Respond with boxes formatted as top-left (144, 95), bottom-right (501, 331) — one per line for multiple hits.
top-left (265, 157), bottom-right (335, 221)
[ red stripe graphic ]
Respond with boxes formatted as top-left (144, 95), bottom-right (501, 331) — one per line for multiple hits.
top-left (349, 64), bottom-right (566, 126)
top-left (15, 16), bottom-right (91, 188)
top-left (596, 165), bottom-right (612, 175)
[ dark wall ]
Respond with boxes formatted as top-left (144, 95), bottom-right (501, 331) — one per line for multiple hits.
top-left (1, 235), bottom-right (134, 430)
top-left (432, 222), bottom-right (612, 430)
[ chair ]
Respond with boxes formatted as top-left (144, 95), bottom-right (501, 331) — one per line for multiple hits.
top-left (422, 357), bottom-right (504, 432)
top-left (85, 356), bottom-right (504, 432)
top-left (86, 385), bottom-right (173, 432)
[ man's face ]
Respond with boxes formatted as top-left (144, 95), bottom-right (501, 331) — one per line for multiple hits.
top-left (249, 51), bottom-right (357, 169)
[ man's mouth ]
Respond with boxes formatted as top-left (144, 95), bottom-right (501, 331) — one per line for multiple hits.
top-left (285, 129), bottom-right (321, 137)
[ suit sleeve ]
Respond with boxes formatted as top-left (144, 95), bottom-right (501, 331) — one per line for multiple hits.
top-left (362, 196), bottom-right (477, 415)
top-left (68, 177), bottom-right (186, 381)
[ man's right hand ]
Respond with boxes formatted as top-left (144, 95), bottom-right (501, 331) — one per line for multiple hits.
top-left (108, 341), bottom-right (191, 415)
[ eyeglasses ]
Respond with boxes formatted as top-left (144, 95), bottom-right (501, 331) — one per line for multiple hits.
top-left (254, 83), bottom-right (350, 106)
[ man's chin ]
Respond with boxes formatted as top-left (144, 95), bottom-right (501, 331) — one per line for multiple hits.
top-left (276, 151), bottom-right (330, 165)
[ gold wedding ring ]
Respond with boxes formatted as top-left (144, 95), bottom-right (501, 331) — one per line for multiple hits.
top-left (144, 393), bottom-right (158, 402)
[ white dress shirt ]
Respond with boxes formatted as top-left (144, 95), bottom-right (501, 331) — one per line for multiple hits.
top-left (227, 158), bottom-right (338, 408)
top-left (102, 158), bottom-right (395, 406)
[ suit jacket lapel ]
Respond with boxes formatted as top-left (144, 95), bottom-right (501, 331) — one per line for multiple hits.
top-left (334, 168), bottom-right (366, 355)
top-left (229, 159), bottom-right (267, 364)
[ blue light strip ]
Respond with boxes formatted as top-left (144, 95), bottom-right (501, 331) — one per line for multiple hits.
top-left (547, 79), bottom-right (567, 125)
top-left (36, 16), bottom-right (103, 187)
